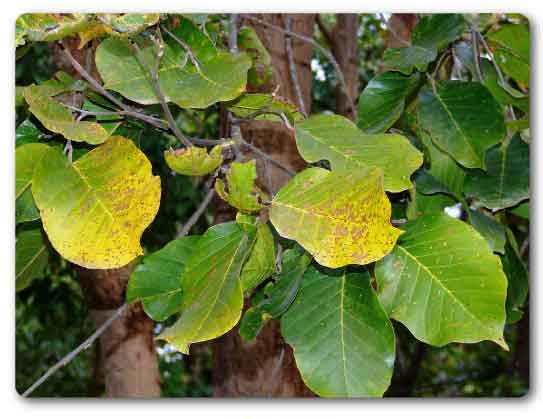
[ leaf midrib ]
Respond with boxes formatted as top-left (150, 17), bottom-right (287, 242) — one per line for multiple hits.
top-left (433, 89), bottom-right (481, 167)
top-left (396, 245), bottom-right (494, 337)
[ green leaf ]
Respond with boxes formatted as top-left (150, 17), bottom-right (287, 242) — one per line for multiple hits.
top-left (215, 160), bottom-right (265, 213)
top-left (295, 114), bottom-right (423, 192)
top-left (411, 14), bottom-right (466, 51)
top-left (419, 129), bottom-right (465, 198)
top-left (240, 223), bottom-right (276, 292)
top-left (23, 85), bottom-right (110, 145)
top-left (239, 246), bottom-right (312, 341)
top-left (158, 222), bottom-right (255, 353)
top-left (126, 236), bottom-right (200, 321)
top-left (464, 135), bottom-right (529, 210)
top-left (95, 18), bottom-right (251, 109)
top-left (16, 228), bottom-right (49, 291)
top-left (239, 307), bottom-right (267, 342)
top-left (375, 214), bottom-right (508, 348)
top-left (510, 201), bottom-right (529, 219)
top-left (357, 72), bottom-right (420, 133)
top-left (281, 266), bottom-right (395, 397)
top-left (467, 209), bottom-right (506, 254)
top-left (238, 27), bottom-right (273, 87)
top-left (501, 230), bottom-right (528, 323)
top-left (16, 143), bottom-right (50, 224)
top-left (383, 14), bottom-right (465, 75)
top-left (418, 82), bottom-right (506, 169)
top-left (407, 188), bottom-right (456, 220)
top-left (32, 136), bottom-right (161, 269)
top-left (487, 24), bottom-right (530, 86)
top-left (164, 145), bottom-right (224, 176)
top-left (226, 93), bottom-right (304, 124)
top-left (383, 46), bottom-right (436, 75)
top-left (16, 119), bottom-right (44, 147)
top-left (270, 167), bottom-right (401, 268)
top-left (480, 60), bottom-right (529, 113)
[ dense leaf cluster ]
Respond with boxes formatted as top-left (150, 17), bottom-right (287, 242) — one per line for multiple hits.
top-left (15, 13), bottom-right (529, 397)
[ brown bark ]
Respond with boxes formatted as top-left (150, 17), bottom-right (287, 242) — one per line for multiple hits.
top-left (330, 14), bottom-right (359, 120)
top-left (77, 265), bottom-right (161, 398)
top-left (386, 14), bottom-right (418, 47)
top-left (212, 13), bottom-right (315, 397)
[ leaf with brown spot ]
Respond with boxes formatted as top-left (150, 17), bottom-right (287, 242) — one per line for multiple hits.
top-left (270, 167), bottom-right (401, 268)
top-left (31, 136), bottom-right (161, 269)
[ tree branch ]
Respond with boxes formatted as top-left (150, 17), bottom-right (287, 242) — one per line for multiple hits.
top-left (22, 304), bottom-right (128, 397)
top-left (285, 16), bottom-right (307, 117)
top-left (177, 186), bottom-right (216, 237)
top-left (61, 44), bottom-right (127, 112)
top-left (240, 14), bottom-right (356, 115)
top-left (130, 38), bottom-right (192, 147)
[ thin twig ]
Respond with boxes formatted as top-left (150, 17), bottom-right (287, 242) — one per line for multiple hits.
top-left (131, 40), bottom-right (192, 147)
top-left (61, 45), bottom-right (170, 131)
top-left (177, 187), bottom-right (216, 237)
top-left (476, 31), bottom-right (517, 121)
top-left (471, 28), bottom-right (483, 82)
top-left (61, 44), bottom-right (126, 111)
top-left (23, 304), bottom-right (128, 397)
top-left (285, 16), bottom-right (307, 116)
top-left (162, 26), bottom-right (203, 73)
top-left (240, 14), bottom-right (356, 115)
top-left (62, 103), bottom-right (169, 130)
top-left (236, 136), bottom-right (296, 177)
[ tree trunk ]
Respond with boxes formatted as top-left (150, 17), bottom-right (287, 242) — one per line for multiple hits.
top-left (385, 14), bottom-right (418, 47)
top-left (330, 14), bottom-right (359, 120)
top-left (212, 13), bottom-right (315, 397)
top-left (77, 265), bottom-right (161, 397)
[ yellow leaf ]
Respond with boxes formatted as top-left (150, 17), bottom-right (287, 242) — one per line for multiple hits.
top-left (270, 167), bottom-right (401, 268)
top-left (164, 145), bottom-right (225, 176)
top-left (23, 85), bottom-right (110, 145)
top-left (32, 136), bottom-right (161, 269)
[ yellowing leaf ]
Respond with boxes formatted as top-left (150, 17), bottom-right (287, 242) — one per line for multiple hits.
top-left (164, 145), bottom-right (224, 176)
top-left (16, 13), bottom-right (92, 46)
top-left (158, 222), bottom-right (255, 353)
top-left (270, 167), bottom-right (401, 268)
top-left (23, 85), bottom-right (110, 145)
top-left (31, 136), bottom-right (161, 269)
top-left (295, 114), bottom-right (423, 192)
top-left (215, 160), bottom-right (265, 213)
top-left (77, 14), bottom-right (161, 48)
